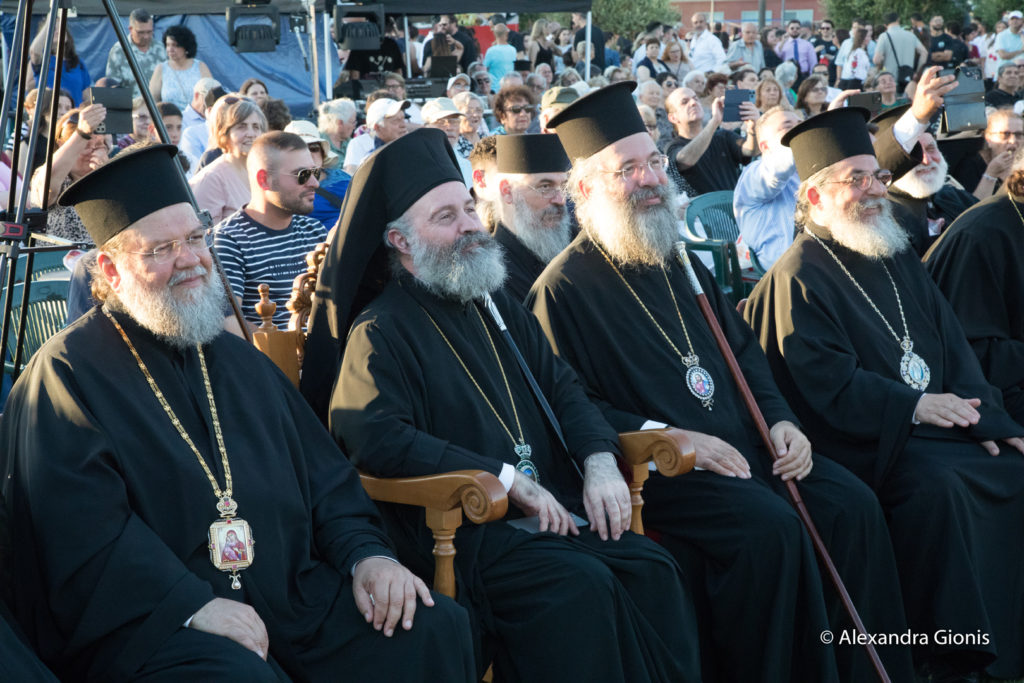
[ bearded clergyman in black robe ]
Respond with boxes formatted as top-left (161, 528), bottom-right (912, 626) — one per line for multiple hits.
top-left (923, 165), bottom-right (1024, 425)
top-left (490, 135), bottom-right (574, 302)
top-left (527, 83), bottom-right (912, 683)
top-left (744, 108), bottom-right (1024, 682)
top-left (0, 145), bottom-right (475, 683)
top-left (302, 128), bottom-right (701, 682)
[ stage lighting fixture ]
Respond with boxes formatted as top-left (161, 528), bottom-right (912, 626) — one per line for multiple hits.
top-left (227, 0), bottom-right (282, 53)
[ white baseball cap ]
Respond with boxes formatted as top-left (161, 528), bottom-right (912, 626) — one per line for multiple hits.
top-left (447, 73), bottom-right (471, 90)
top-left (1009, 10), bottom-right (1023, 19)
top-left (421, 98), bottom-right (463, 124)
top-left (366, 98), bottom-right (411, 129)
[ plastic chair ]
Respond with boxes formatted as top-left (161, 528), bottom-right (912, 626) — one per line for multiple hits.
top-left (3, 278), bottom-right (69, 375)
top-left (682, 191), bottom-right (746, 303)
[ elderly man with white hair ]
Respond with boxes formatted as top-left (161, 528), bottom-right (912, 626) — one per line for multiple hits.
top-left (530, 82), bottom-right (914, 683)
top-left (745, 106), bottom-right (1024, 683)
top-left (342, 96), bottom-right (410, 175)
top-left (725, 22), bottom-right (765, 71)
top-left (317, 97), bottom-right (358, 160)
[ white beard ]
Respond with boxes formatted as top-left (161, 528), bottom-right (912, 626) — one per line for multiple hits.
top-left (892, 155), bottom-right (948, 199)
top-left (106, 264), bottom-right (226, 349)
top-left (508, 192), bottom-right (572, 263)
top-left (579, 181), bottom-right (682, 267)
top-left (826, 198), bottom-right (909, 260)
top-left (409, 230), bottom-right (508, 303)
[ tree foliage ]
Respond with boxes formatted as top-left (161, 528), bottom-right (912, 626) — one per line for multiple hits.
top-left (819, 0), bottom-right (971, 32)
top-left (522, 0), bottom-right (678, 42)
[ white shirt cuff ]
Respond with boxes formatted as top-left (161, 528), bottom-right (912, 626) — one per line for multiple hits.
top-left (892, 111), bottom-right (930, 154)
top-left (183, 615), bottom-right (194, 628)
top-left (498, 462), bottom-right (516, 492)
top-left (912, 393), bottom-right (925, 425)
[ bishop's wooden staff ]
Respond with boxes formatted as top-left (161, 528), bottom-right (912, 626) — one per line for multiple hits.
top-left (674, 243), bottom-right (891, 683)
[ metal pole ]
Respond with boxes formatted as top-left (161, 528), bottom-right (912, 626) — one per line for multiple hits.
top-left (324, 11), bottom-right (333, 100)
top-left (38, 5), bottom-right (67, 210)
top-left (584, 11), bottom-right (592, 80)
top-left (16, 0), bottom-right (61, 226)
top-left (403, 15), bottom-right (412, 79)
top-left (0, 0), bottom-right (30, 197)
top-left (308, 0), bottom-right (320, 111)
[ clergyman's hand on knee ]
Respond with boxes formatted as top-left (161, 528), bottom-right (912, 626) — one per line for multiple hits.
top-left (582, 452), bottom-right (631, 541)
top-left (190, 597), bottom-right (269, 660)
top-left (352, 557), bottom-right (434, 637)
top-left (769, 420), bottom-right (814, 481)
top-left (508, 471), bottom-right (579, 536)
top-left (914, 394), bottom-right (981, 428)
top-left (684, 430), bottom-right (751, 478)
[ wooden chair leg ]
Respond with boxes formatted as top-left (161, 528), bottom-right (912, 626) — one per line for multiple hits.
top-left (629, 464), bottom-right (650, 536)
top-left (425, 507), bottom-right (463, 600)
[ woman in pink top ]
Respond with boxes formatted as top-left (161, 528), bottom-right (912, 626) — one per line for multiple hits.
top-left (189, 97), bottom-right (266, 225)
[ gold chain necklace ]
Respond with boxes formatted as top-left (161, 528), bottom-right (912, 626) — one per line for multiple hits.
top-left (417, 302), bottom-right (539, 482)
top-left (104, 309), bottom-right (254, 589)
top-left (592, 241), bottom-right (715, 410)
top-left (807, 232), bottom-right (931, 391)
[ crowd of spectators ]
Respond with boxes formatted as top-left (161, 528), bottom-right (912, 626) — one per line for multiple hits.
top-left (10, 7), bottom-right (1024, 332)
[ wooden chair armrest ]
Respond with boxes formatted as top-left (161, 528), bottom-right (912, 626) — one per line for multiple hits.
top-left (618, 428), bottom-right (696, 476)
top-left (617, 428), bottom-right (697, 536)
top-left (358, 470), bottom-right (508, 523)
top-left (358, 470), bottom-right (508, 599)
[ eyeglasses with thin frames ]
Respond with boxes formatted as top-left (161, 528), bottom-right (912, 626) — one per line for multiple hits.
top-left (601, 155), bottom-right (670, 182)
top-left (279, 167), bottom-right (323, 184)
top-left (523, 182), bottom-right (565, 199)
top-left (125, 230), bottom-right (212, 264)
top-left (823, 169), bottom-right (893, 190)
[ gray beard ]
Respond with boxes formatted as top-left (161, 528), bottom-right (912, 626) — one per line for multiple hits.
top-left (580, 181), bottom-right (681, 267)
top-left (105, 265), bottom-right (227, 349)
top-left (892, 156), bottom-right (948, 199)
top-left (508, 193), bottom-right (572, 263)
top-left (826, 198), bottom-right (909, 260)
top-left (409, 230), bottom-right (508, 303)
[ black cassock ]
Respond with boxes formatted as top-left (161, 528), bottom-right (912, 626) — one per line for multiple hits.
top-left (745, 223), bottom-right (1024, 678)
top-left (331, 274), bottom-right (701, 682)
top-left (493, 222), bottom-right (546, 303)
top-left (528, 234), bottom-right (912, 683)
top-left (888, 186), bottom-right (978, 257)
top-left (0, 308), bottom-right (474, 683)
top-left (924, 193), bottom-right (1024, 424)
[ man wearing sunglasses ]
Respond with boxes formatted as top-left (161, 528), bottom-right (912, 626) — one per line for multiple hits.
top-left (746, 104), bottom-right (1024, 683)
top-left (213, 131), bottom-right (328, 332)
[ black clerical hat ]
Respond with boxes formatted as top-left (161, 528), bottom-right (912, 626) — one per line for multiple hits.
top-left (57, 144), bottom-right (191, 246)
top-left (300, 128), bottom-right (463, 421)
top-left (548, 81), bottom-right (647, 160)
top-left (870, 104), bottom-right (911, 136)
top-left (781, 107), bottom-right (874, 180)
top-left (496, 135), bottom-right (570, 174)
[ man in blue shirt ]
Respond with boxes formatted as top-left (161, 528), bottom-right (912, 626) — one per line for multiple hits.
top-left (736, 68), bottom-right (954, 269)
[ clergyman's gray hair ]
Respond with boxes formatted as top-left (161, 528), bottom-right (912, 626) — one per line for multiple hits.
top-left (794, 163), bottom-right (838, 229)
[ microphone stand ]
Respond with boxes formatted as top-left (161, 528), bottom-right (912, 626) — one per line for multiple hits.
top-left (673, 243), bottom-right (891, 683)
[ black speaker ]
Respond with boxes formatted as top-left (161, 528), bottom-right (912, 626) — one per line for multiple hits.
top-left (226, 4), bottom-right (281, 53)
top-left (333, 4), bottom-right (385, 51)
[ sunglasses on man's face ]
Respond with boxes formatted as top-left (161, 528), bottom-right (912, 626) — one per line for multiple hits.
top-left (280, 167), bottom-right (323, 184)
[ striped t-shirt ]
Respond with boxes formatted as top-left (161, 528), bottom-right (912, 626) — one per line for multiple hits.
top-left (213, 209), bottom-right (327, 327)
